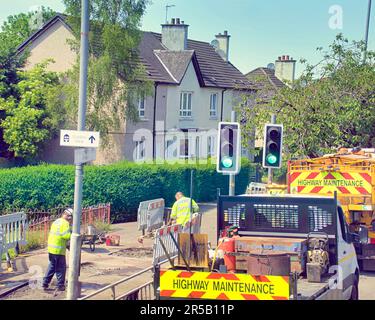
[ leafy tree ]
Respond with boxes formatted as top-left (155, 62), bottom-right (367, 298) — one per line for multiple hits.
top-left (0, 7), bottom-right (56, 99)
top-left (239, 34), bottom-right (375, 160)
top-left (0, 61), bottom-right (64, 158)
top-left (0, 7), bottom-right (56, 158)
top-left (61, 0), bottom-right (152, 140)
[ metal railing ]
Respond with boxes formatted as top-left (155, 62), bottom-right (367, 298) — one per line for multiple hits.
top-left (79, 259), bottom-right (173, 300)
top-left (27, 204), bottom-right (111, 247)
top-left (116, 280), bottom-right (154, 300)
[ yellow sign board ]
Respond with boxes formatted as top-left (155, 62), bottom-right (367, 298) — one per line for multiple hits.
top-left (159, 270), bottom-right (290, 300)
top-left (289, 171), bottom-right (372, 195)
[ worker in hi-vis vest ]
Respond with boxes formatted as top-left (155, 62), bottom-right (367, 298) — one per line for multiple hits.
top-left (169, 192), bottom-right (199, 226)
top-left (42, 208), bottom-right (73, 292)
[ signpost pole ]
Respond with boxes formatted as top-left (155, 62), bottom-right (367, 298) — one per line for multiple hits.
top-left (229, 111), bottom-right (236, 196)
top-left (67, 0), bottom-right (89, 300)
top-left (267, 114), bottom-right (276, 185)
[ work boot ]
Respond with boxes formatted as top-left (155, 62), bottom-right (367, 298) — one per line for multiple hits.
top-left (57, 286), bottom-right (66, 292)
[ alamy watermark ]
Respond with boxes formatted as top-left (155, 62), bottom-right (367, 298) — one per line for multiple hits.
top-left (328, 5), bottom-right (344, 30)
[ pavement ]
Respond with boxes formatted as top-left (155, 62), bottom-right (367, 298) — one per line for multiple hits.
top-left (1, 203), bottom-right (375, 300)
top-left (0, 221), bottom-right (155, 300)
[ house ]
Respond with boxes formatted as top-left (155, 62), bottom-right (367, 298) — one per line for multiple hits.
top-left (246, 55), bottom-right (296, 89)
top-left (245, 55), bottom-right (296, 149)
top-left (17, 14), bottom-right (254, 164)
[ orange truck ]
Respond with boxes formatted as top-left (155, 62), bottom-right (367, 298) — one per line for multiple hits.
top-left (288, 148), bottom-right (375, 271)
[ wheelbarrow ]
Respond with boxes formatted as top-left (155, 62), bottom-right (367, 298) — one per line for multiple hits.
top-left (81, 225), bottom-right (105, 252)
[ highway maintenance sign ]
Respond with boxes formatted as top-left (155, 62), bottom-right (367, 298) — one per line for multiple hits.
top-left (60, 130), bottom-right (100, 148)
top-left (159, 270), bottom-right (290, 300)
top-left (289, 171), bottom-right (372, 195)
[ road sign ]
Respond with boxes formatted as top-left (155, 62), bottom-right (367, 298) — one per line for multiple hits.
top-left (159, 270), bottom-right (290, 300)
top-left (60, 130), bottom-right (100, 148)
top-left (74, 148), bottom-right (97, 165)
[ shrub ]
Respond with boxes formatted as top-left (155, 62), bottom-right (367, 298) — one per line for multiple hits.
top-left (0, 159), bottom-right (258, 222)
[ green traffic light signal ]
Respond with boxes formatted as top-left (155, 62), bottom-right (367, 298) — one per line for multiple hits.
top-left (221, 156), bottom-right (233, 168)
top-left (266, 154), bottom-right (278, 165)
top-left (263, 124), bottom-right (283, 169)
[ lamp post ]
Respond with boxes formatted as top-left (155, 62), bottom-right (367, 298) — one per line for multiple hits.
top-left (364, 0), bottom-right (373, 62)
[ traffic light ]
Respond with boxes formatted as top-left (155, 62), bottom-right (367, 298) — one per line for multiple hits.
top-left (217, 122), bottom-right (241, 174)
top-left (263, 124), bottom-right (283, 168)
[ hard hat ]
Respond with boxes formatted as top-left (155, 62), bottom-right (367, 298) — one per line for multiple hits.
top-left (64, 208), bottom-right (73, 216)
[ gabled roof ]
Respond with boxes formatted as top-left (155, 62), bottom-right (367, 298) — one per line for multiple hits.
top-left (17, 13), bottom-right (71, 53)
top-left (246, 67), bottom-right (285, 90)
top-left (151, 33), bottom-right (253, 90)
top-left (17, 14), bottom-right (254, 90)
top-left (153, 50), bottom-right (194, 84)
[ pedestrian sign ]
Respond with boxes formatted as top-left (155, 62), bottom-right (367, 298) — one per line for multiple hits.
top-left (60, 130), bottom-right (100, 148)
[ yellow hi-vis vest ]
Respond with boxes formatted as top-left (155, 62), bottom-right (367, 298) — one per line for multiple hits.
top-left (48, 218), bottom-right (72, 255)
top-left (170, 197), bottom-right (199, 226)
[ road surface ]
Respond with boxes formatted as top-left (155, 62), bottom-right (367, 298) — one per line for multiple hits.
top-left (1, 203), bottom-right (374, 300)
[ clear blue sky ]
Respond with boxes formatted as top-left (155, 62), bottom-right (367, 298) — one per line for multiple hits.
top-left (1, 0), bottom-right (374, 76)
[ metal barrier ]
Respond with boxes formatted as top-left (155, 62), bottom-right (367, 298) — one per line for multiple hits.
top-left (0, 212), bottom-right (27, 251)
top-left (153, 224), bottom-right (182, 266)
top-left (246, 182), bottom-right (268, 194)
top-left (182, 213), bottom-right (202, 234)
top-left (116, 280), bottom-right (154, 300)
top-left (79, 259), bottom-right (172, 300)
top-left (137, 199), bottom-right (165, 235)
top-left (0, 225), bottom-right (3, 268)
top-left (0, 212), bottom-right (28, 271)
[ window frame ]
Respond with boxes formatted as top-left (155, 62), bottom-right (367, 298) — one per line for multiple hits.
top-left (209, 93), bottom-right (218, 118)
top-left (179, 92), bottom-right (193, 118)
top-left (179, 138), bottom-right (189, 159)
top-left (135, 139), bottom-right (145, 161)
top-left (138, 96), bottom-right (145, 118)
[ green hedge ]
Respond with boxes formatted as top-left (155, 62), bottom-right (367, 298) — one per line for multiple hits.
top-left (0, 159), bottom-right (258, 222)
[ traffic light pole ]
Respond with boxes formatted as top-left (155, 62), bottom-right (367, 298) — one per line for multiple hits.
top-left (267, 114), bottom-right (276, 185)
top-left (229, 111), bottom-right (236, 196)
top-left (67, 0), bottom-right (89, 300)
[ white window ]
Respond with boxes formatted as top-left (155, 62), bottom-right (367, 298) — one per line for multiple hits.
top-left (210, 93), bottom-right (218, 117)
top-left (179, 138), bottom-right (189, 159)
top-left (166, 138), bottom-right (178, 159)
top-left (135, 139), bottom-right (145, 160)
top-left (180, 92), bottom-right (192, 117)
top-left (138, 97), bottom-right (145, 118)
top-left (208, 136), bottom-right (215, 156)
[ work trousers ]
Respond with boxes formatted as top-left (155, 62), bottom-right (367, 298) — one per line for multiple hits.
top-left (43, 253), bottom-right (67, 288)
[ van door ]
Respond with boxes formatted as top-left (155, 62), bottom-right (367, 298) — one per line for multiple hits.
top-left (337, 206), bottom-right (357, 299)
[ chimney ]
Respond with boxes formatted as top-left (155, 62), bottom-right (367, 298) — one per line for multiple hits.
top-left (161, 18), bottom-right (189, 51)
top-left (275, 55), bottom-right (296, 85)
top-left (214, 30), bottom-right (231, 62)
